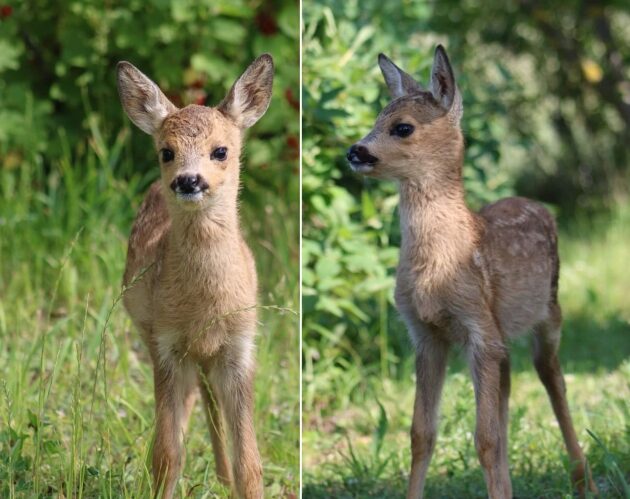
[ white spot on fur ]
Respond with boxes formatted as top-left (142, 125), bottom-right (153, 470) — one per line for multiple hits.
top-left (235, 334), bottom-right (255, 373)
top-left (156, 330), bottom-right (181, 368)
top-left (462, 318), bottom-right (486, 354)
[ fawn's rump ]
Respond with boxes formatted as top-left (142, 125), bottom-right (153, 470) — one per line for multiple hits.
top-left (479, 196), bottom-right (560, 337)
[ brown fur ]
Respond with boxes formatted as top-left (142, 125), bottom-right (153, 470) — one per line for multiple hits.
top-left (350, 46), bottom-right (596, 499)
top-left (117, 55), bottom-right (273, 498)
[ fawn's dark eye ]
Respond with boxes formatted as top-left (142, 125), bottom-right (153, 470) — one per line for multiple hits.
top-left (211, 147), bottom-right (228, 161)
top-left (391, 123), bottom-right (415, 138)
top-left (161, 148), bottom-right (174, 163)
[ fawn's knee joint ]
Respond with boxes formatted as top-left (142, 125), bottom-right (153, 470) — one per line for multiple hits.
top-left (235, 461), bottom-right (263, 498)
top-left (410, 426), bottom-right (436, 459)
top-left (153, 444), bottom-right (182, 477)
top-left (475, 431), bottom-right (500, 467)
top-left (533, 356), bottom-right (565, 391)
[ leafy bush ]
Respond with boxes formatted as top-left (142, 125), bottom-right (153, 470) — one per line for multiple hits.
top-left (302, 0), bottom-right (520, 411)
top-left (0, 0), bottom-right (299, 202)
top-left (302, 0), bottom-right (630, 413)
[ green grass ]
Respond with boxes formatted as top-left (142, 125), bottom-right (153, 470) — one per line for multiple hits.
top-left (0, 128), bottom-right (299, 497)
top-left (303, 204), bottom-right (630, 498)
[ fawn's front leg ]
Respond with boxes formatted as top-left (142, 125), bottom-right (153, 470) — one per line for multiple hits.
top-left (467, 319), bottom-right (512, 499)
top-left (406, 331), bottom-right (449, 499)
top-left (152, 357), bottom-right (198, 499)
top-left (198, 370), bottom-right (233, 488)
top-left (209, 335), bottom-right (263, 499)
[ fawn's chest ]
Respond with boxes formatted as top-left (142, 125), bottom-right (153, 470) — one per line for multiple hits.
top-left (149, 237), bottom-right (256, 358)
top-left (394, 213), bottom-right (483, 339)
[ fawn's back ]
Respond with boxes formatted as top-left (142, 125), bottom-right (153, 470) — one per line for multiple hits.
top-left (477, 197), bottom-right (559, 337)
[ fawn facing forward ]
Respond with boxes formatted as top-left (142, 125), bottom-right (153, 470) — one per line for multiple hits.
top-left (117, 54), bottom-right (274, 499)
top-left (347, 46), bottom-right (597, 499)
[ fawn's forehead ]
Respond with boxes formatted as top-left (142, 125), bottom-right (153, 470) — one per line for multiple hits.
top-left (375, 92), bottom-right (445, 127)
top-left (159, 105), bottom-right (234, 142)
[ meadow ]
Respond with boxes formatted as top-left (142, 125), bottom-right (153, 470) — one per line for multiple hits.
top-left (303, 204), bottom-right (630, 498)
top-left (0, 130), bottom-right (300, 497)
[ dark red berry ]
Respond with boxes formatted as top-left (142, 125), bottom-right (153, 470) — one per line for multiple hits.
top-left (0, 5), bottom-right (13, 18)
top-left (284, 88), bottom-right (299, 111)
top-left (255, 12), bottom-right (278, 36)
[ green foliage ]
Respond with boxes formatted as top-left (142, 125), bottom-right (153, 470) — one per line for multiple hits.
top-left (0, 1), bottom-right (299, 496)
top-left (0, 0), bottom-right (299, 189)
top-left (302, 0), bottom-right (630, 412)
top-left (429, 0), bottom-right (630, 213)
top-left (302, 0), bottom-right (517, 416)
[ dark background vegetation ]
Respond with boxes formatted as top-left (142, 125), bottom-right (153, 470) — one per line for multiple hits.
top-left (0, 0), bottom-right (299, 497)
top-left (303, 1), bottom-right (629, 497)
top-left (0, 0), bottom-right (299, 188)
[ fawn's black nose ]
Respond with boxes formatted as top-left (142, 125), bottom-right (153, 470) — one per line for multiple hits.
top-left (170, 174), bottom-right (209, 195)
top-left (347, 144), bottom-right (378, 165)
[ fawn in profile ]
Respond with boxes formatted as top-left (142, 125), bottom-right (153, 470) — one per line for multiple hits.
top-left (117, 54), bottom-right (274, 498)
top-left (347, 45), bottom-right (597, 499)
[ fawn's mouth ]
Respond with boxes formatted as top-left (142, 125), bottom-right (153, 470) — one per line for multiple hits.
top-left (347, 144), bottom-right (378, 174)
top-left (175, 191), bottom-right (205, 203)
top-left (348, 161), bottom-right (376, 174)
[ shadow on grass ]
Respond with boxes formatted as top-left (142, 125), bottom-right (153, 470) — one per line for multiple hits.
top-left (302, 473), bottom-right (568, 499)
top-left (303, 459), bottom-right (623, 499)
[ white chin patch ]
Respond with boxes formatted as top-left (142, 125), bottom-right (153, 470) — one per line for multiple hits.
top-left (350, 162), bottom-right (375, 174)
top-left (176, 192), bottom-right (204, 203)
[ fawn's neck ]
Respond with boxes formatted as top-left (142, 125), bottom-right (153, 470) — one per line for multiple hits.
top-left (398, 170), bottom-right (480, 292)
top-left (167, 193), bottom-right (242, 266)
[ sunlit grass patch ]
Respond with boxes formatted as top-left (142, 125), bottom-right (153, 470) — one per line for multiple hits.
top-left (0, 138), bottom-right (299, 497)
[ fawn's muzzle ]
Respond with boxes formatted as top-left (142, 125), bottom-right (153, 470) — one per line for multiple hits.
top-left (347, 144), bottom-right (378, 172)
top-left (170, 174), bottom-right (209, 196)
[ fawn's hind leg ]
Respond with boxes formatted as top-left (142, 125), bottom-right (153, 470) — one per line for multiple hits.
top-left (198, 369), bottom-right (233, 487)
top-left (498, 354), bottom-right (512, 498)
top-left (532, 303), bottom-right (597, 497)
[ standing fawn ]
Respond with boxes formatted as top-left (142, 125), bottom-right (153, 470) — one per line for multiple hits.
top-left (117, 54), bottom-right (274, 499)
top-left (347, 46), bottom-right (597, 499)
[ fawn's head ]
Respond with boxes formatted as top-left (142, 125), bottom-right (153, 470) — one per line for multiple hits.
top-left (347, 45), bottom-right (463, 183)
top-left (117, 55), bottom-right (274, 212)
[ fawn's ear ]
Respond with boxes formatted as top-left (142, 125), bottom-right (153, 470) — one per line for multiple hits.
top-left (218, 54), bottom-right (274, 129)
top-left (378, 53), bottom-right (423, 99)
top-left (430, 45), bottom-right (462, 123)
top-left (117, 61), bottom-right (177, 135)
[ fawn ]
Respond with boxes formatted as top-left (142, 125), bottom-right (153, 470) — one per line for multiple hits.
top-left (117, 54), bottom-right (274, 499)
top-left (347, 45), bottom-right (597, 499)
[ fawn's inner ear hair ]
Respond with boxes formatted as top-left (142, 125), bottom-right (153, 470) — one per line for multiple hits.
top-left (378, 53), bottom-right (423, 99)
top-left (430, 45), bottom-right (456, 111)
top-left (218, 53), bottom-right (274, 129)
top-left (117, 61), bottom-right (177, 135)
